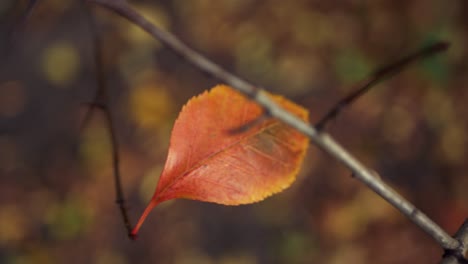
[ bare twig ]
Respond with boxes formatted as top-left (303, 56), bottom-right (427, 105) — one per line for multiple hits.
top-left (1, 0), bottom-right (40, 62)
top-left (90, 0), bottom-right (460, 250)
top-left (441, 219), bottom-right (468, 264)
top-left (82, 3), bottom-right (134, 238)
top-left (315, 42), bottom-right (449, 130)
top-left (8, 0), bottom-right (40, 42)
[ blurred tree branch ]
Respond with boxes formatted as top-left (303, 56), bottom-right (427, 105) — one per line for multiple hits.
top-left (7, 0), bottom-right (40, 44)
top-left (1, 0), bottom-right (40, 64)
top-left (81, 2), bottom-right (134, 238)
top-left (89, 0), bottom-right (464, 258)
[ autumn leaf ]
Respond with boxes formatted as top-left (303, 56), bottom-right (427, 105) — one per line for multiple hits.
top-left (131, 85), bottom-right (309, 237)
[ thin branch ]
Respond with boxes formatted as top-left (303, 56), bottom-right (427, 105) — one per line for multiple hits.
top-left (82, 2), bottom-right (134, 238)
top-left (315, 41), bottom-right (449, 130)
top-left (8, 0), bottom-right (40, 41)
top-left (90, 0), bottom-right (460, 250)
top-left (441, 219), bottom-right (468, 264)
top-left (1, 0), bottom-right (40, 61)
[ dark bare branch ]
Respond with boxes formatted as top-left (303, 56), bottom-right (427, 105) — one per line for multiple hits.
top-left (315, 42), bottom-right (449, 130)
top-left (8, 0), bottom-right (40, 42)
top-left (1, 0), bottom-right (40, 62)
top-left (82, 2), bottom-right (134, 239)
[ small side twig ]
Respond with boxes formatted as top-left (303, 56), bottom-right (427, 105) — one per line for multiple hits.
top-left (315, 41), bottom-right (449, 130)
top-left (7, 0), bottom-right (40, 43)
top-left (91, 0), bottom-right (460, 250)
top-left (1, 0), bottom-right (40, 62)
top-left (82, 2), bottom-right (134, 238)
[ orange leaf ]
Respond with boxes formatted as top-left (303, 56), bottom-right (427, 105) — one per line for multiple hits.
top-left (131, 85), bottom-right (309, 236)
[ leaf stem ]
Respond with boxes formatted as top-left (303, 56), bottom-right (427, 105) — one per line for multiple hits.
top-left (131, 200), bottom-right (159, 239)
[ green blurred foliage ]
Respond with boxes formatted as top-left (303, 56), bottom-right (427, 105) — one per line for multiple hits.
top-left (0, 0), bottom-right (467, 263)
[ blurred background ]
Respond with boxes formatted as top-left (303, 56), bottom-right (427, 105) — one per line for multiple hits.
top-left (0, 0), bottom-right (467, 263)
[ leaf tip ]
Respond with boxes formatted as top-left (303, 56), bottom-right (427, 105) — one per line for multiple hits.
top-left (129, 231), bottom-right (138, 241)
